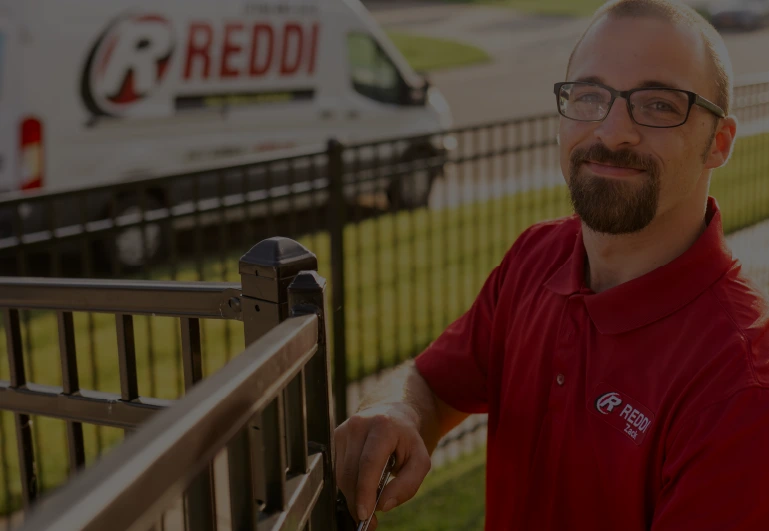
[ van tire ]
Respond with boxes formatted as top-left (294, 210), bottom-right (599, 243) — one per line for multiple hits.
top-left (387, 146), bottom-right (440, 210)
top-left (100, 193), bottom-right (167, 272)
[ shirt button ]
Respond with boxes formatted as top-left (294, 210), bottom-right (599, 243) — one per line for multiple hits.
top-left (556, 373), bottom-right (565, 386)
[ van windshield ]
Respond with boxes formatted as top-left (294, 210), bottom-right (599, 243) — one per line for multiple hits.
top-left (347, 32), bottom-right (403, 105)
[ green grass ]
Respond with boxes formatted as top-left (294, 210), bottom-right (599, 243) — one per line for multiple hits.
top-left (379, 447), bottom-right (487, 531)
top-left (387, 31), bottom-right (491, 72)
top-left (1, 132), bottom-right (768, 516)
top-left (442, 0), bottom-right (608, 17)
top-left (710, 132), bottom-right (769, 234)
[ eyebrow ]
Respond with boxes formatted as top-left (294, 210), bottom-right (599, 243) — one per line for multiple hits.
top-left (574, 76), bottom-right (684, 91)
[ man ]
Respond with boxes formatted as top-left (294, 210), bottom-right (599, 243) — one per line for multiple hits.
top-left (334, 0), bottom-right (769, 529)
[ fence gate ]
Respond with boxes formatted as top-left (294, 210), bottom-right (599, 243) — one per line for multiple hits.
top-left (0, 237), bottom-right (340, 531)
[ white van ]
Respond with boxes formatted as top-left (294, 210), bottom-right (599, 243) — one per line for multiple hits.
top-left (0, 0), bottom-right (454, 266)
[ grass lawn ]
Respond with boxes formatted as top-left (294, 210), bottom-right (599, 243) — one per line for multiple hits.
top-left (1, 132), bottom-right (768, 515)
top-left (386, 31), bottom-right (491, 72)
top-left (442, 0), bottom-right (608, 17)
top-left (379, 447), bottom-right (487, 531)
top-left (709, 132), bottom-right (769, 234)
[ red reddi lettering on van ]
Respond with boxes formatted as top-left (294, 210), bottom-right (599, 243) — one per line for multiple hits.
top-left (183, 21), bottom-right (320, 81)
top-left (250, 24), bottom-right (274, 76)
top-left (185, 23), bottom-right (213, 79)
top-left (280, 23), bottom-right (303, 75)
top-left (308, 23), bottom-right (319, 74)
top-left (221, 23), bottom-right (244, 78)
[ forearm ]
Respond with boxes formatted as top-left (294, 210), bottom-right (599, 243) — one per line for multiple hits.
top-left (356, 360), bottom-right (463, 454)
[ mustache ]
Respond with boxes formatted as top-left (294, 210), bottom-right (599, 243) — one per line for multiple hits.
top-left (570, 144), bottom-right (658, 174)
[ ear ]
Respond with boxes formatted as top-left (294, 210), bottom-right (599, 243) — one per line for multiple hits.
top-left (704, 116), bottom-right (738, 170)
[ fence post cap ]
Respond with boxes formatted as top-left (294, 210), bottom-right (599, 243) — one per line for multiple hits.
top-left (288, 270), bottom-right (326, 294)
top-left (239, 237), bottom-right (317, 279)
top-left (327, 138), bottom-right (344, 151)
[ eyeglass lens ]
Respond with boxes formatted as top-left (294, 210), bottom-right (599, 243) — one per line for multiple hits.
top-left (558, 83), bottom-right (690, 127)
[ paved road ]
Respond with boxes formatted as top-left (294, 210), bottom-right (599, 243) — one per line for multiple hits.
top-left (370, 1), bottom-right (768, 214)
top-left (371, 1), bottom-right (769, 127)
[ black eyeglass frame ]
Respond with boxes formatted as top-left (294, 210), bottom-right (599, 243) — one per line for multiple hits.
top-left (553, 81), bottom-right (726, 128)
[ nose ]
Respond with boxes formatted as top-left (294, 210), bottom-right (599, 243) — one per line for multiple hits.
top-left (593, 97), bottom-right (641, 149)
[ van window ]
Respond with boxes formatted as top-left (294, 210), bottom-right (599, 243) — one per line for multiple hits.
top-left (347, 33), bottom-right (402, 105)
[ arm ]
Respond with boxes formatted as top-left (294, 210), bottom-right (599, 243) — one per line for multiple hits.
top-left (356, 359), bottom-right (471, 455)
top-left (335, 242), bottom-right (516, 528)
top-left (334, 360), bottom-right (469, 528)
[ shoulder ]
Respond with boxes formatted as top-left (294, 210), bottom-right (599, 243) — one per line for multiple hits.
top-left (707, 267), bottom-right (769, 388)
top-left (639, 261), bottom-right (769, 449)
top-left (668, 268), bottom-right (769, 420)
top-left (661, 269), bottom-right (769, 452)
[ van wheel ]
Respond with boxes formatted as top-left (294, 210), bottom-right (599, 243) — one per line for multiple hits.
top-left (387, 148), bottom-right (439, 210)
top-left (103, 195), bottom-right (167, 272)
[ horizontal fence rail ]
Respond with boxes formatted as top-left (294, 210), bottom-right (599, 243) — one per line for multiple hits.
top-left (0, 278), bottom-right (243, 318)
top-left (0, 382), bottom-right (171, 430)
top-left (15, 313), bottom-right (326, 531)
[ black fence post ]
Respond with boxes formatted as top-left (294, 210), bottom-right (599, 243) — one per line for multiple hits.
top-left (289, 271), bottom-right (338, 530)
top-left (328, 139), bottom-right (348, 426)
top-left (228, 237), bottom-right (318, 529)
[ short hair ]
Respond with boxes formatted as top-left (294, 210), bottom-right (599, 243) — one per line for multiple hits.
top-left (566, 0), bottom-right (733, 115)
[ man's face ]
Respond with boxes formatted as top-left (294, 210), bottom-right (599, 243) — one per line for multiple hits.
top-left (559, 15), bottom-right (720, 234)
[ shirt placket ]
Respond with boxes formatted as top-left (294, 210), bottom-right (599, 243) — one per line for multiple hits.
top-left (550, 295), bottom-right (582, 411)
top-left (551, 296), bottom-right (585, 462)
top-left (526, 295), bottom-right (584, 524)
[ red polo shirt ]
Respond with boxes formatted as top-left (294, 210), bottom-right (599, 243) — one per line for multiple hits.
top-left (415, 197), bottom-right (769, 530)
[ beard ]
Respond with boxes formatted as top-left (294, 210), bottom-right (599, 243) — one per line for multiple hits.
top-left (568, 143), bottom-right (661, 234)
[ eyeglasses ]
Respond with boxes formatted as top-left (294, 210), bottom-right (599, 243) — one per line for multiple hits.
top-left (553, 81), bottom-right (726, 128)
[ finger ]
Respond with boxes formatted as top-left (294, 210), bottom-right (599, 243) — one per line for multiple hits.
top-left (333, 429), bottom-right (347, 486)
top-left (369, 513), bottom-right (379, 531)
top-left (340, 431), bottom-right (366, 518)
top-left (376, 443), bottom-right (431, 512)
top-left (334, 432), bottom-right (355, 519)
top-left (355, 429), bottom-right (397, 522)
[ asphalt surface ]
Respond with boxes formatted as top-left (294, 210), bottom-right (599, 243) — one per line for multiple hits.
top-left (370, 1), bottom-right (769, 127)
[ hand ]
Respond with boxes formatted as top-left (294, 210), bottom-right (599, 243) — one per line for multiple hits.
top-left (334, 402), bottom-right (432, 530)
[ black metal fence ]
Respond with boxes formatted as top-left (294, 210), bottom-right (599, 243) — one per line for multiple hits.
top-left (1, 75), bottom-right (768, 520)
top-left (1, 237), bottom-right (339, 530)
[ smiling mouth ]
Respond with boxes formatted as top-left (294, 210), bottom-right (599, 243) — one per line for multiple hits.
top-left (584, 161), bottom-right (645, 178)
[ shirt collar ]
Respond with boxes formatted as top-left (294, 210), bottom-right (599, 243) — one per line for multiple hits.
top-left (543, 196), bottom-right (735, 335)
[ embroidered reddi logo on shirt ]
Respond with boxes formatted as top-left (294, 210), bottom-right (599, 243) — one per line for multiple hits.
top-left (590, 383), bottom-right (655, 445)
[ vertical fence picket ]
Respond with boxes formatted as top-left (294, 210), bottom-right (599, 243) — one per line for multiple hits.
top-left (3, 309), bottom-right (37, 509)
top-left (116, 313), bottom-right (139, 441)
top-left (56, 312), bottom-right (85, 477)
top-left (180, 317), bottom-right (215, 531)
